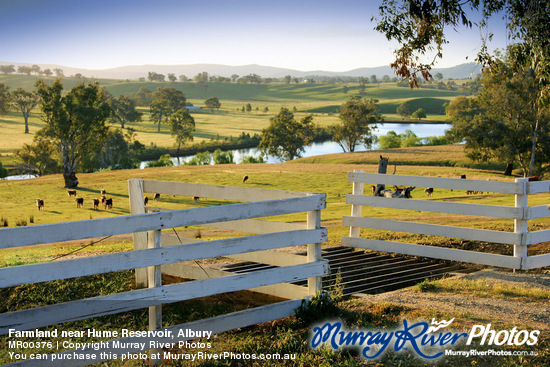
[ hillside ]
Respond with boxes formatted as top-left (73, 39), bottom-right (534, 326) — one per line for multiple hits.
top-left (0, 74), bottom-right (466, 103)
top-left (0, 77), bottom-right (466, 168)
top-left (0, 61), bottom-right (481, 80)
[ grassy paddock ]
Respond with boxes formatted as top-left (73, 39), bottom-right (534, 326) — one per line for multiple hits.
top-left (2, 145), bottom-right (550, 366)
top-left (1, 145), bottom-right (548, 260)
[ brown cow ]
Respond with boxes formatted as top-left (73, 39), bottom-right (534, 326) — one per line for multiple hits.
top-left (424, 187), bottom-right (434, 197)
top-left (92, 198), bottom-right (100, 210)
top-left (153, 193), bottom-right (160, 201)
top-left (144, 196), bottom-right (149, 206)
top-left (36, 198), bottom-right (44, 211)
top-left (75, 197), bottom-right (84, 208)
top-left (67, 189), bottom-right (77, 198)
top-left (242, 175), bottom-right (249, 183)
top-left (100, 189), bottom-right (106, 196)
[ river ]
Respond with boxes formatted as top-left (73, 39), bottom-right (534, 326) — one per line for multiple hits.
top-left (140, 122), bottom-right (450, 167)
top-left (3, 122), bottom-right (449, 179)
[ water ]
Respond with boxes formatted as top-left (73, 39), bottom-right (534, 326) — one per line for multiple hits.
top-left (140, 122), bottom-right (450, 167)
top-left (4, 122), bottom-right (449, 178)
top-left (2, 174), bottom-right (38, 180)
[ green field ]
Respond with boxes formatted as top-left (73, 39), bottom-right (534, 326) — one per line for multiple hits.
top-left (0, 75), bottom-right (465, 163)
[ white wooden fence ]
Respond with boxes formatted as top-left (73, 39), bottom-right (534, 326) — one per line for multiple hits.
top-left (0, 179), bottom-right (327, 366)
top-left (344, 171), bottom-right (550, 270)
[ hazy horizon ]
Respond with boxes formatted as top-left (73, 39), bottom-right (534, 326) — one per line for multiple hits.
top-left (1, 0), bottom-right (508, 72)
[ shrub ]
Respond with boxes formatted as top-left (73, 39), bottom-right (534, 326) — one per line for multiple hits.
top-left (294, 291), bottom-right (340, 326)
top-left (146, 154), bottom-right (174, 168)
top-left (239, 155), bottom-right (264, 164)
top-left (212, 149), bottom-right (234, 164)
top-left (187, 151), bottom-right (211, 165)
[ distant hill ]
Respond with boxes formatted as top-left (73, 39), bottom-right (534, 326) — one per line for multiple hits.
top-left (0, 61), bottom-right (481, 81)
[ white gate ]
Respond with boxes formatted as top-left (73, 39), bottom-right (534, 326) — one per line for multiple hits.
top-left (344, 171), bottom-right (550, 270)
top-left (0, 179), bottom-right (327, 366)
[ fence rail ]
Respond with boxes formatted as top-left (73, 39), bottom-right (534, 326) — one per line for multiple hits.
top-left (344, 171), bottom-right (550, 271)
top-left (0, 179), bottom-right (327, 366)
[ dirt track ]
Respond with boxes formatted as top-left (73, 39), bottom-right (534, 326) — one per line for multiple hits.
top-left (356, 269), bottom-right (550, 331)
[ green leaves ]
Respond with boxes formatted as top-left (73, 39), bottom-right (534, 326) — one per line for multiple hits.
top-left (35, 79), bottom-right (112, 187)
top-left (331, 96), bottom-right (383, 152)
top-left (259, 107), bottom-right (315, 161)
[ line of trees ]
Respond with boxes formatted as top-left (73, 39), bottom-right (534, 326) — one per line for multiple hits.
top-left (143, 70), bottom-right (419, 85)
top-left (0, 64), bottom-right (63, 77)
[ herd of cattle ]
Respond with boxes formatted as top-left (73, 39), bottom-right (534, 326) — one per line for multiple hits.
top-left (35, 189), bottom-right (113, 212)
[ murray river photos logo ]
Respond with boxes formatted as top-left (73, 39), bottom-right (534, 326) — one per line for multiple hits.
top-left (309, 318), bottom-right (540, 360)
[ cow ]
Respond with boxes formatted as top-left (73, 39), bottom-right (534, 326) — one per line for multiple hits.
top-left (36, 198), bottom-right (44, 211)
top-left (243, 175), bottom-right (249, 183)
top-left (371, 185), bottom-right (376, 195)
top-left (75, 197), bottom-right (84, 208)
top-left (104, 198), bottom-right (113, 209)
top-left (144, 196), bottom-right (149, 206)
top-left (193, 196), bottom-right (200, 201)
top-left (101, 194), bottom-right (106, 204)
top-left (153, 193), bottom-right (160, 201)
top-left (100, 189), bottom-right (106, 196)
top-left (425, 187), bottom-right (434, 197)
top-left (67, 189), bottom-right (77, 198)
top-left (92, 198), bottom-right (100, 210)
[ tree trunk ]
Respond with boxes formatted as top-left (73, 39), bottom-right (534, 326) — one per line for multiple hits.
top-left (24, 111), bottom-right (30, 134)
top-left (62, 146), bottom-right (79, 188)
top-left (503, 163), bottom-right (514, 176)
top-left (63, 167), bottom-right (79, 188)
top-left (528, 117), bottom-right (540, 177)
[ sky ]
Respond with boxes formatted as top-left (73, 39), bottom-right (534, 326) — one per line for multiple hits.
top-left (0, 0), bottom-right (510, 72)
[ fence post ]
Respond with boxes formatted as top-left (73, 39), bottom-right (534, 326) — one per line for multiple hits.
top-left (128, 178), bottom-right (148, 287)
top-left (148, 229), bottom-right (162, 366)
top-left (307, 205), bottom-right (322, 295)
top-left (514, 177), bottom-right (529, 270)
top-left (349, 170), bottom-right (364, 238)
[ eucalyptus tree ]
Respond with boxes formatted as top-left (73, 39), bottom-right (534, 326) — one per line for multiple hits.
top-left (205, 97), bottom-right (221, 111)
top-left (169, 108), bottom-right (195, 157)
top-left (17, 65), bottom-right (32, 75)
top-left (259, 107), bottom-right (315, 161)
top-left (150, 87), bottom-right (187, 132)
top-left (0, 65), bottom-right (15, 74)
top-left (331, 96), bottom-right (382, 152)
top-left (11, 88), bottom-right (40, 133)
top-left (0, 83), bottom-right (9, 114)
top-left (374, 0), bottom-right (550, 103)
top-left (35, 79), bottom-right (111, 188)
top-left (15, 134), bottom-right (60, 176)
top-left (446, 57), bottom-right (550, 176)
top-left (109, 95), bottom-right (142, 129)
